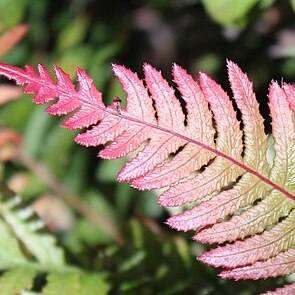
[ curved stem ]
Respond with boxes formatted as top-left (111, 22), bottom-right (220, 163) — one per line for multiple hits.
top-left (16, 148), bottom-right (125, 245)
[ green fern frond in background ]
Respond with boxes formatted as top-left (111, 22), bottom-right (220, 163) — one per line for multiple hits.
top-left (0, 181), bottom-right (110, 295)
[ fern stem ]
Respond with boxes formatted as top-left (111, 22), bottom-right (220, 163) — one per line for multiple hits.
top-left (0, 63), bottom-right (292, 201)
top-left (113, 110), bottom-right (295, 202)
top-left (16, 149), bottom-right (125, 245)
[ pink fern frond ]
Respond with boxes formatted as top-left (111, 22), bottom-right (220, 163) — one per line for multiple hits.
top-left (220, 248), bottom-right (295, 280)
top-left (199, 210), bottom-right (295, 268)
top-left (0, 61), bottom-right (294, 293)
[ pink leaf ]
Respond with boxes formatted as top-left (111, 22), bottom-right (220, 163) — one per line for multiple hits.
top-left (220, 248), bottom-right (295, 280)
top-left (199, 210), bottom-right (295, 268)
top-left (0, 61), bottom-right (294, 293)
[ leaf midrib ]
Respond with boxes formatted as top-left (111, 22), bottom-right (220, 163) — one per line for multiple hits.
top-left (109, 109), bottom-right (295, 201)
top-left (5, 65), bottom-right (294, 202)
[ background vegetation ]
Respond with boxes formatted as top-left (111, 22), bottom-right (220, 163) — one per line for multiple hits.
top-left (0, 0), bottom-right (295, 294)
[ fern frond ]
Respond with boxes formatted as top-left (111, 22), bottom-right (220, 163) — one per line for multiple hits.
top-left (0, 268), bottom-right (36, 295)
top-left (220, 248), bottom-right (295, 280)
top-left (42, 272), bottom-right (80, 295)
top-left (199, 210), bottom-right (295, 268)
top-left (0, 182), bottom-right (110, 294)
top-left (0, 181), bottom-right (64, 267)
top-left (0, 60), bottom-right (294, 293)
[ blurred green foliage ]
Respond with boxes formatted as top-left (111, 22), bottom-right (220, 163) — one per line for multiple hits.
top-left (0, 0), bottom-right (295, 294)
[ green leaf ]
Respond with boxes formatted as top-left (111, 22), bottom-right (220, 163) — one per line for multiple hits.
top-left (79, 274), bottom-right (110, 295)
top-left (57, 16), bottom-right (89, 51)
top-left (23, 107), bottom-right (54, 157)
top-left (290, 0), bottom-right (295, 13)
top-left (0, 0), bottom-right (28, 29)
top-left (0, 199), bottom-right (65, 266)
top-left (0, 218), bottom-right (27, 266)
top-left (42, 126), bottom-right (77, 177)
top-left (0, 97), bottom-right (35, 131)
top-left (201, 0), bottom-right (259, 25)
top-left (42, 272), bottom-right (80, 295)
top-left (0, 183), bottom-right (111, 293)
top-left (118, 250), bottom-right (146, 272)
top-left (0, 183), bottom-right (65, 266)
top-left (0, 268), bottom-right (36, 295)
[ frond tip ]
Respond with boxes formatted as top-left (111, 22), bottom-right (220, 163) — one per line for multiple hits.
top-left (0, 60), bottom-right (294, 293)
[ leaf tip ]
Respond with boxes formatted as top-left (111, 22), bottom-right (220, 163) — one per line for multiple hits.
top-left (111, 63), bottom-right (121, 72)
top-left (219, 271), bottom-right (237, 280)
top-left (143, 63), bottom-right (157, 75)
top-left (226, 59), bottom-right (236, 69)
top-left (197, 249), bottom-right (221, 267)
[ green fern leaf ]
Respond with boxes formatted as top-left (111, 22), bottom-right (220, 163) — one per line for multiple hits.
top-left (79, 274), bottom-right (111, 295)
top-left (0, 218), bottom-right (27, 267)
top-left (42, 272), bottom-right (80, 295)
top-left (0, 182), bottom-right (110, 294)
top-left (0, 182), bottom-right (64, 267)
top-left (0, 268), bottom-right (36, 295)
